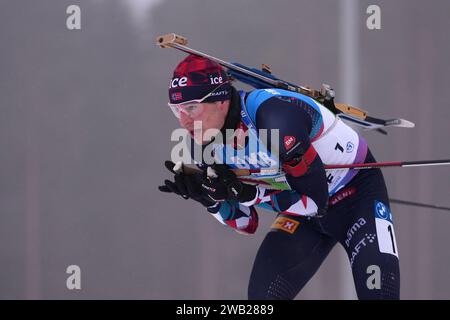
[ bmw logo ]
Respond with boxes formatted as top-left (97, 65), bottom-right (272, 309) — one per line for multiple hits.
top-left (375, 201), bottom-right (389, 219)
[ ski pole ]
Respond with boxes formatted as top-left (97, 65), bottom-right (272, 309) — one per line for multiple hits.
top-left (390, 198), bottom-right (450, 212)
top-left (324, 159), bottom-right (450, 170)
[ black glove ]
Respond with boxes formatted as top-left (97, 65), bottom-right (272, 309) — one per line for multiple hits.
top-left (200, 164), bottom-right (257, 203)
top-left (158, 161), bottom-right (220, 212)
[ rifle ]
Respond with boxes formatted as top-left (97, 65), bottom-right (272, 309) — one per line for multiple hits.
top-left (156, 33), bottom-right (415, 133)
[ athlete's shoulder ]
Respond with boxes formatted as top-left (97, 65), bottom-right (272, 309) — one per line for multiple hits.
top-left (246, 88), bottom-right (291, 110)
top-left (246, 88), bottom-right (317, 106)
top-left (243, 88), bottom-right (286, 124)
top-left (242, 89), bottom-right (314, 130)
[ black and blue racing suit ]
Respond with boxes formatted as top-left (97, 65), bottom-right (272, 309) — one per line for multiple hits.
top-left (202, 86), bottom-right (400, 300)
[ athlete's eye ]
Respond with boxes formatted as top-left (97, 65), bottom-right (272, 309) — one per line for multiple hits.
top-left (184, 105), bottom-right (197, 112)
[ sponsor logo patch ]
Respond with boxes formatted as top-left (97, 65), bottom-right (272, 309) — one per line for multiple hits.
top-left (349, 233), bottom-right (377, 267)
top-left (375, 201), bottom-right (391, 221)
top-left (209, 89), bottom-right (229, 97)
top-left (346, 141), bottom-right (354, 153)
top-left (170, 76), bottom-right (188, 88)
top-left (345, 217), bottom-right (367, 247)
top-left (271, 216), bottom-right (300, 234)
top-left (329, 186), bottom-right (356, 206)
top-left (284, 136), bottom-right (296, 151)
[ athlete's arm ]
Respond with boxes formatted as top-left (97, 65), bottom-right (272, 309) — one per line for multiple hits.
top-left (255, 95), bottom-right (329, 216)
top-left (210, 201), bottom-right (259, 234)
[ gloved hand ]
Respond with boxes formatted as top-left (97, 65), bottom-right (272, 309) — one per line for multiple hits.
top-left (158, 161), bottom-right (220, 211)
top-left (200, 164), bottom-right (258, 204)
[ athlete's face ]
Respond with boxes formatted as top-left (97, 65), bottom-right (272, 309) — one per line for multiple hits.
top-left (179, 100), bottom-right (230, 145)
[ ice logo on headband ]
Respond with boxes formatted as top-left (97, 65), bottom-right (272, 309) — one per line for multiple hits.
top-left (209, 76), bottom-right (224, 85)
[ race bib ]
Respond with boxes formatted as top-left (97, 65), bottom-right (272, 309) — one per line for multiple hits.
top-left (374, 201), bottom-right (398, 258)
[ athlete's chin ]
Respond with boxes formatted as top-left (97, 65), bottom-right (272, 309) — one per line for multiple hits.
top-left (189, 126), bottom-right (218, 145)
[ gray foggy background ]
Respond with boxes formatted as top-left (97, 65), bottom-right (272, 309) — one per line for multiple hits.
top-left (0, 0), bottom-right (449, 299)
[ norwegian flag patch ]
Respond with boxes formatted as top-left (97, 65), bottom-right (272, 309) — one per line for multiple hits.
top-left (171, 92), bottom-right (183, 101)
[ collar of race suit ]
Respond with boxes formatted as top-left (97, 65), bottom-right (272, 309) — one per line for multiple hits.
top-left (220, 85), bottom-right (244, 135)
